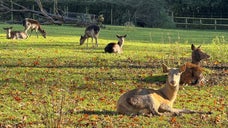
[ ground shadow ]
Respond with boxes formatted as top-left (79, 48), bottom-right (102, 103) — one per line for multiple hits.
top-left (76, 110), bottom-right (117, 116)
top-left (142, 75), bottom-right (167, 84)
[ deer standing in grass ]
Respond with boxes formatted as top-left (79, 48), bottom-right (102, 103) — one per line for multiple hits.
top-left (180, 44), bottom-right (210, 85)
top-left (80, 24), bottom-right (100, 47)
top-left (23, 18), bottom-right (46, 38)
top-left (104, 34), bottom-right (127, 53)
top-left (117, 64), bottom-right (212, 116)
top-left (3, 27), bottom-right (28, 39)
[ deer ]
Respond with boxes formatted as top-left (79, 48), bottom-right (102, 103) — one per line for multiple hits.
top-left (104, 34), bottom-right (127, 53)
top-left (23, 18), bottom-right (46, 38)
top-left (80, 24), bottom-right (100, 47)
top-left (180, 44), bottom-right (210, 85)
top-left (180, 62), bottom-right (204, 85)
top-left (117, 64), bottom-right (212, 116)
top-left (3, 27), bottom-right (28, 40)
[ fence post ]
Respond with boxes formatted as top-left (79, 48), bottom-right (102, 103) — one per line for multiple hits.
top-left (32, 5), bottom-right (35, 19)
top-left (10, 0), bottom-right (13, 22)
top-left (110, 8), bottom-right (113, 25)
top-left (214, 19), bottom-right (217, 30)
top-left (185, 18), bottom-right (187, 29)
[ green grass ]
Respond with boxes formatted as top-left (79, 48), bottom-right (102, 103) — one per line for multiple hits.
top-left (0, 24), bottom-right (227, 127)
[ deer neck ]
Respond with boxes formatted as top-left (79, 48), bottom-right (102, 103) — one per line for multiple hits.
top-left (160, 80), bottom-right (179, 104)
top-left (118, 41), bottom-right (124, 48)
top-left (191, 60), bottom-right (200, 66)
top-left (38, 27), bottom-right (43, 32)
top-left (6, 31), bottom-right (12, 39)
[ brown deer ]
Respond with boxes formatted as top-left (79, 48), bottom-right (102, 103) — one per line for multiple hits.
top-left (23, 18), bottom-right (46, 38)
top-left (180, 44), bottom-right (210, 85)
top-left (180, 62), bottom-right (204, 85)
top-left (80, 24), bottom-right (100, 47)
top-left (104, 35), bottom-right (127, 53)
top-left (3, 27), bottom-right (28, 39)
top-left (117, 64), bottom-right (212, 116)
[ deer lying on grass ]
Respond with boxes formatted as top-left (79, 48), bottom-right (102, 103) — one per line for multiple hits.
top-left (80, 24), bottom-right (100, 47)
top-left (23, 18), bottom-right (46, 38)
top-left (3, 27), bottom-right (28, 39)
top-left (180, 44), bottom-right (210, 85)
top-left (104, 34), bottom-right (127, 53)
top-left (117, 64), bottom-right (212, 116)
top-left (180, 62), bottom-right (204, 85)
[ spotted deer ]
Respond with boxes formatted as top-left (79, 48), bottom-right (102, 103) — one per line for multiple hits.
top-left (117, 64), bottom-right (212, 116)
top-left (104, 34), bottom-right (127, 53)
top-left (23, 18), bottom-right (46, 38)
top-left (80, 24), bottom-right (100, 47)
top-left (180, 44), bottom-right (210, 85)
top-left (3, 27), bottom-right (28, 39)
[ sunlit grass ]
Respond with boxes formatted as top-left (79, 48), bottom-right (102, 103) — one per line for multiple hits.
top-left (0, 24), bottom-right (227, 127)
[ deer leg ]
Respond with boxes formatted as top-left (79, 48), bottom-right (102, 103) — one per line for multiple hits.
top-left (35, 29), bottom-right (38, 38)
top-left (29, 30), bottom-right (33, 37)
top-left (148, 105), bottom-right (163, 116)
top-left (172, 108), bottom-right (212, 115)
top-left (95, 37), bottom-right (98, 47)
top-left (24, 26), bottom-right (30, 34)
top-left (158, 103), bottom-right (180, 116)
top-left (86, 38), bottom-right (89, 48)
top-left (146, 98), bottom-right (163, 116)
top-left (91, 37), bottom-right (94, 47)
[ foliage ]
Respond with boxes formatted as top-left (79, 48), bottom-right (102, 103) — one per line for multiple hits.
top-left (0, 24), bottom-right (227, 127)
top-left (1, 0), bottom-right (228, 27)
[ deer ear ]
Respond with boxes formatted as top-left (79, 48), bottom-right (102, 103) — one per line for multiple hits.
top-left (198, 45), bottom-right (201, 48)
top-left (124, 34), bottom-right (127, 38)
top-left (116, 35), bottom-right (120, 38)
top-left (179, 64), bottom-right (186, 73)
top-left (162, 64), bottom-right (170, 73)
top-left (191, 44), bottom-right (196, 50)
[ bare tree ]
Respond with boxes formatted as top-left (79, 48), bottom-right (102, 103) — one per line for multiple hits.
top-left (0, 0), bottom-right (65, 24)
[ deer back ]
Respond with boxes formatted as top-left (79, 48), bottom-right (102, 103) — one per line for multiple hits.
top-left (3, 27), bottom-right (27, 39)
top-left (180, 62), bottom-right (204, 85)
top-left (85, 24), bottom-right (100, 38)
top-left (13, 31), bottom-right (28, 39)
top-left (104, 43), bottom-right (121, 53)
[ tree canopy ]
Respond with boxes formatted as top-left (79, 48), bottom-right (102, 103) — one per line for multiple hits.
top-left (0, 0), bottom-right (227, 27)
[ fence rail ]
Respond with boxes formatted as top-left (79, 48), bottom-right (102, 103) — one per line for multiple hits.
top-left (173, 17), bottom-right (228, 30)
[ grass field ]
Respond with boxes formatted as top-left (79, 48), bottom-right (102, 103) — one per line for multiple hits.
top-left (0, 24), bottom-right (227, 127)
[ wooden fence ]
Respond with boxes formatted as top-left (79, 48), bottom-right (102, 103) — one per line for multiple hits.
top-left (173, 17), bottom-right (228, 30)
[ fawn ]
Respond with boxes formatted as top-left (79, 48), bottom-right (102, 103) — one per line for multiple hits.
top-left (104, 34), bottom-right (127, 53)
top-left (117, 64), bottom-right (212, 116)
top-left (180, 44), bottom-right (210, 85)
top-left (23, 18), bottom-right (46, 38)
top-left (3, 27), bottom-right (28, 39)
top-left (80, 24), bottom-right (100, 47)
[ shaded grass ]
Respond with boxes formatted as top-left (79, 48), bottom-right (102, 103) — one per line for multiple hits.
top-left (0, 24), bottom-right (227, 127)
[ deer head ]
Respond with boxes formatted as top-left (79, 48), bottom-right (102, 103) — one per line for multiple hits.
top-left (40, 29), bottom-right (46, 38)
top-left (79, 35), bottom-right (87, 45)
top-left (3, 27), bottom-right (13, 39)
top-left (116, 34), bottom-right (127, 48)
top-left (163, 64), bottom-right (186, 87)
top-left (191, 44), bottom-right (210, 65)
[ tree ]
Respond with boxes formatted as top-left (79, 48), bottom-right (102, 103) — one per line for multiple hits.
top-left (0, 0), bottom-right (67, 24)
